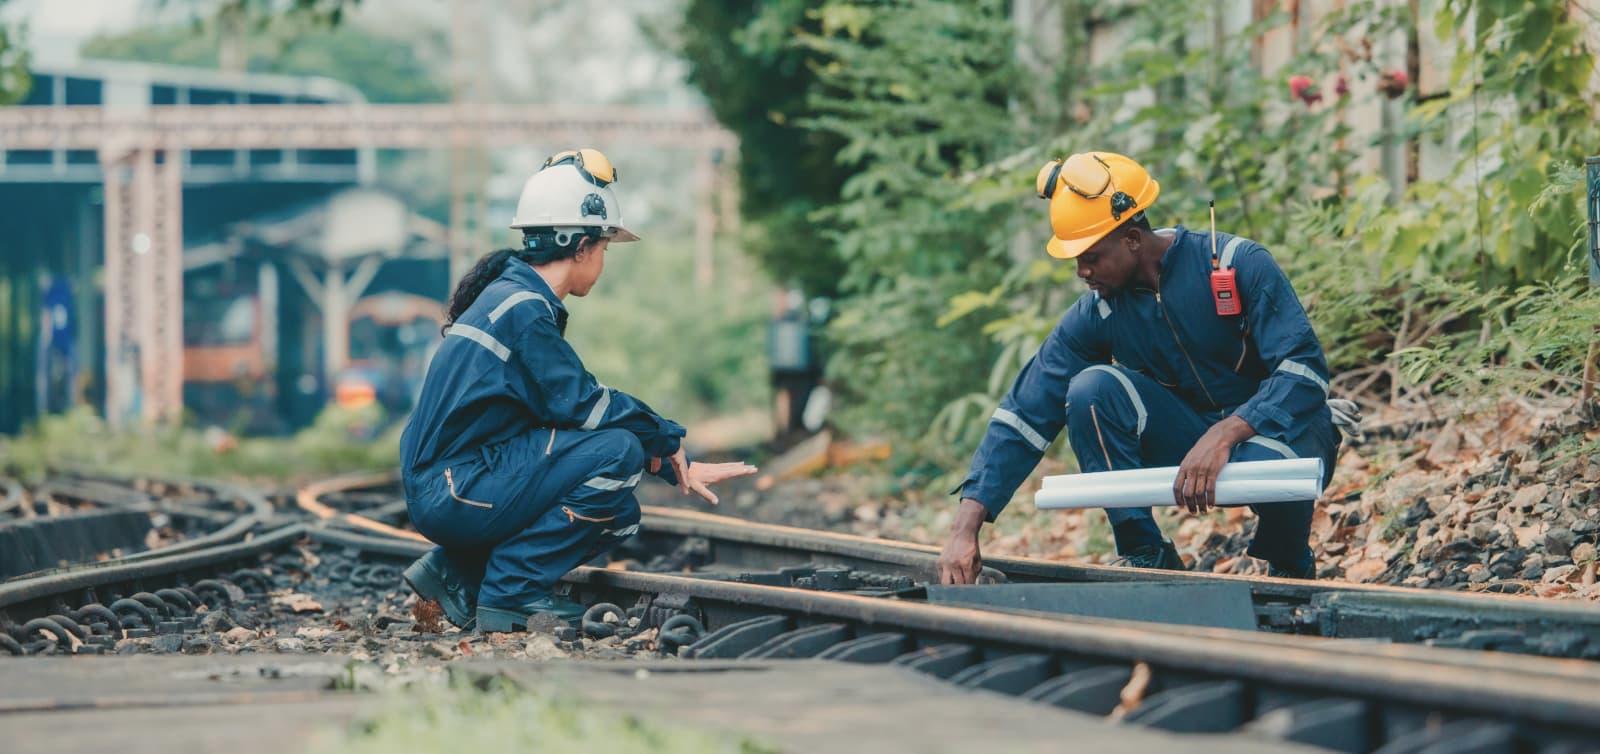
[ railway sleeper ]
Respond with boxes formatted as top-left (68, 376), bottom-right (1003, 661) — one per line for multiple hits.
top-left (667, 607), bottom-right (1600, 753)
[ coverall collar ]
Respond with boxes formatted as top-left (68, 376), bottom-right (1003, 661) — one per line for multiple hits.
top-left (501, 261), bottom-right (570, 332)
top-left (1155, 225), bottom-right (1189, 276)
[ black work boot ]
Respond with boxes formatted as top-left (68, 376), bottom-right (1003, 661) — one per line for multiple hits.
top-left (1111, 539), bottom-right (1188, 571)
top-left (476, 595), bottom-right (587, 633)
top-left (403, 550), bottom-right (478, 630)
top-left (1268, 559), bottom-right (1317, 580)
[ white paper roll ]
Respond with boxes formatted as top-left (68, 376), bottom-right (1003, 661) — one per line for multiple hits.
top-left (1034, 459), bottom-right (1325, 510)
top-left (1039, 457), bottom-right (1322, 489)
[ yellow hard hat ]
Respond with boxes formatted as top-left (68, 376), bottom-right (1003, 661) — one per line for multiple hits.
top-left (1034, 151), bottom-right (1160, 259)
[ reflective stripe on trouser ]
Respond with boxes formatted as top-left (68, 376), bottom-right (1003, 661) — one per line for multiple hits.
top-left (404, 427), bottom-right (649, 610)
top-left (1062, 363), bottom-right (1334, 570)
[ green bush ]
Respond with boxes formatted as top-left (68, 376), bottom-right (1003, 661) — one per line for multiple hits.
top-left (768, 0), bottom-right (1600, 485)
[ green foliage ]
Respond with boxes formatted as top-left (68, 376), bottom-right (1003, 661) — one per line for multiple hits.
top-left (792, 0), bottom-right (1031, 467)
top-left (564, 238), bottom-right (773, 427)
top-left (174, 0), bottom-right (359, 28)
top-left (1392, 280), bottom-right (1600, 400)
top-left (0, 0), bottom-right (28, 105)
top-left (80, 16), bottom-right (446, 103)
top-left (0, 406), bottom-right (400, 484)
top-left (689, 0), bottom-right (1600, 484)
top-left (309, 677), bottom-right (774, 754)
top-left (675, 0), bottom-right (851, 296)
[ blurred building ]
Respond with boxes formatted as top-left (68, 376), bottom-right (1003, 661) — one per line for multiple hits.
top-left (184, 187), bottom-right (448, 433)
top-left (0, 60), bottom-right (447, 435)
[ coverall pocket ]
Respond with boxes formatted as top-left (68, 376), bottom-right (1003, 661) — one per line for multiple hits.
top-left (562, 505), bottom-right (616, 524)
top-left (443, 467), bottom-right (494, 508)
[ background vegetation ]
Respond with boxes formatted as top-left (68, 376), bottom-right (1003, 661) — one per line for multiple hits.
top-left (678, 0), bottom-right (1600, 489)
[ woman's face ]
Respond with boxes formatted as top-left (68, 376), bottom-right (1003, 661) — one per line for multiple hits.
top-left (569, 236), bottom-right (610, 297)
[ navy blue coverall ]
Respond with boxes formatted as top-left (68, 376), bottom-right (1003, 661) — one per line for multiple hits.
top-left (957, 226), bottom-right (1338, 572)
top-left (399, 263), bottom-right (683, 612)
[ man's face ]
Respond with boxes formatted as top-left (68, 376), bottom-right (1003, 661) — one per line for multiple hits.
top-left (1073, 228), bottom-right (1140, 296)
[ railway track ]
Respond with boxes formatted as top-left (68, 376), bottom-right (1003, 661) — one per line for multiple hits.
top-left (626, 507), bottom-right (1600, 660)
top-left (5, 472), bottom-right (1600, 753)
top-left (308, 472), bottom-right (1600, 660)
top-left (0, 474), bottom-right (271, 581)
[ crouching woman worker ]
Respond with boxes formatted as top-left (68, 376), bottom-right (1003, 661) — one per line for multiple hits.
top-left (399, 149), bottom-right (757, 632)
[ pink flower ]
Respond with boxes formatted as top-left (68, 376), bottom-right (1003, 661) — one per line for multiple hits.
top-left (1288, 75), bottom-right (1321, 106)
top-left (1288, 75), bottom-right (1313, 99)
top-left (1379, 68), bottom-right (1409, 99)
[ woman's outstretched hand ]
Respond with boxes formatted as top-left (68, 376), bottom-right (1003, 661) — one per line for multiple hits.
top-left (662, 448), bottom-right (757, 505)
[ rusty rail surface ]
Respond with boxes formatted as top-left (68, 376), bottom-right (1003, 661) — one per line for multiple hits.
top-left (301, 472), bottom-right (1600, 659)
top-left (6, 472), bottom-right (1600, 752)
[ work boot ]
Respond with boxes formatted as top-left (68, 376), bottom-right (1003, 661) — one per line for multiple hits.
top-left (1268, 559), bottom-right (1317, 580)
top-left (402, 550), bottom-right (477, 630)
top-left (1111, 539), bottom-right (1187, 571)
top-left (476, 595), bottom-right (587, 633)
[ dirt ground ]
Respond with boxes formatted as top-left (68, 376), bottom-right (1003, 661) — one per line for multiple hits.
top-left (645, 398), bottom-right (1600, 600)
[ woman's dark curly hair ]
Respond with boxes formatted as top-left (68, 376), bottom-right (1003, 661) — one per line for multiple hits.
top-left (441, 229), bottom-right (599, 334)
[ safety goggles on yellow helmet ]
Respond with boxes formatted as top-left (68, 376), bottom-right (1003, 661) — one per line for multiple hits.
top-left (543, 148), bottom-right (618, 188)
top-left (1033, 151), bottom-right (1160, 259)
top-left (1036, 154), bottom-right (1138, 219)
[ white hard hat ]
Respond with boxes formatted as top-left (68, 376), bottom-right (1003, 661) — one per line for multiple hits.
top-left (509, 148), bottom-right (640, 243)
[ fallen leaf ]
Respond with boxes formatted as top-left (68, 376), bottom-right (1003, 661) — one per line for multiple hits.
top-left (272, 593), bottom-right (323, 614)
top-left (412, 598), bottom-right (444, 633)
top-left (1510, 483), bottom-right (1548, 511)
top-left (1345, 559), bottom-right (1387, 582)
top-left (1110, 662), bottom-right (1152, 721)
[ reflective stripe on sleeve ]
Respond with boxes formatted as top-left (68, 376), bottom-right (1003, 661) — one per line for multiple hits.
top-left (488, 291), bottom-right (555, 322)
top-left (582, 471), bottom-right (643, 491)
top-left (447, 324), bottom-right (510, 361)
top-left (1244, 434), bottom-right (1297, 459)
top-left (1276, 359), bottom-right (1330, 396)
top-left (1082, 365), bottom-right (1147, 436)
top-left (581, 387), bottom-right (612, 430)
top-left (1220, 236), bottom-right (1246, 268)
top-left (991, 407), bottom-right (1049, 452)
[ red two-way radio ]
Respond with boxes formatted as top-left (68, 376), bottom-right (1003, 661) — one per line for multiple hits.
top-left (1209, 200), bottom-right (1241, 316)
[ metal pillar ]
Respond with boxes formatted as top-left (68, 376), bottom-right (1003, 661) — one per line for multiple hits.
top-left (152, 147), bottom-right (184, 423)
top-left (100, 149), bottom-right (137, 428)
top-left (100, 145), bottom-right (184, 429)
top-left (289, 255), bottom-right (382, 395)
top-left (1583, 157), bottom-right (1600, 406)
top-left (1588, 157), bottom-right (1600, 288)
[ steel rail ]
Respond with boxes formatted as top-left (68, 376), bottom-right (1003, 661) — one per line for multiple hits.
top-left (632, 506), bottom-right (1600, 658)
top-left (0, 478), bottom-right (20, 517)
top-left (296, 473), bottom-right (1600, 659)
top-left (0, 524), bottom-right (305, 619)
top-left (295, 470), bottom-right (427, 543)
top-left (562, 567), bottom-right (1600, 751)
top-left (5, 487), bottom-right (1599, 751)
top-left (5, 472), bottom-right (277, 574)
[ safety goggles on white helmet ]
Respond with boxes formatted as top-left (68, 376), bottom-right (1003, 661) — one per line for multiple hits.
top-left (510, 148), bottom-right (640, 243)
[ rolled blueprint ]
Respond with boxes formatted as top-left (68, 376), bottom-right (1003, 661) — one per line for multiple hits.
top-left (1035, 459), bottom-right (1324, 510)
top-left (1039, 457), bottom-right (1323, 489)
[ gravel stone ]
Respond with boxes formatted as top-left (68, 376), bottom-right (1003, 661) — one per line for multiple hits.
top-left (152, 634), bottom-right (183, 653)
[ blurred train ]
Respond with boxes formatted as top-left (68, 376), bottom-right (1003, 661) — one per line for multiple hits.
top-left (183, 257), bottom-right (445, 435)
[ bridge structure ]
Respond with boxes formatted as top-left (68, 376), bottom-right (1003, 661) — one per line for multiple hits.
top-left (0, 104), bottom-right (737, 428)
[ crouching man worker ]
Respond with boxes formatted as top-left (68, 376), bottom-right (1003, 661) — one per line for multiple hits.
top-left (938, 151), bottom-right (1337, 584)
top-left (399, 149), bottom-right (757, 632)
